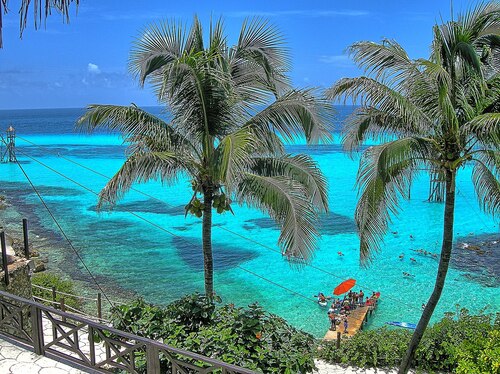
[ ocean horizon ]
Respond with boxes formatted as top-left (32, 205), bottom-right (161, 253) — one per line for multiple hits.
top-left (0, 106), bottom-right (498, 337)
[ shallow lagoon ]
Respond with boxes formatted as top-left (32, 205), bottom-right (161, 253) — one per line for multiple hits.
top-left (0, 107), bottom-right (498, 337)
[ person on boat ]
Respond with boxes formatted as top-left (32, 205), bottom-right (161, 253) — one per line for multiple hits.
top-left (317, 292), bottom-right (327, 304)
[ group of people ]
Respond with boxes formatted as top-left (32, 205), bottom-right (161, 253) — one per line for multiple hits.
top-left (324, 290), bottom-right (380, 333)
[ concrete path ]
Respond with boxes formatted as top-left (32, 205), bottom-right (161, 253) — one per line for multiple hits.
top-left (0, 336), bottom-right (92, 374)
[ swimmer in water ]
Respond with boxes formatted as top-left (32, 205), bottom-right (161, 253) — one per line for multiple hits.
top-left (410, 234), bottom-right (415, 240)
top-left (403, 272), bottom-right (414, 278)
top-left (399, 253), bottom-right (405, 260)
top-left (410, 257), bottom-right (417, 263)
top-left (337, 251), bottom-right (344, 256)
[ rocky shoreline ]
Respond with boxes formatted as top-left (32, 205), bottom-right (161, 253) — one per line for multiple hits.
top-left (0, 190), bottom-right (138, 308)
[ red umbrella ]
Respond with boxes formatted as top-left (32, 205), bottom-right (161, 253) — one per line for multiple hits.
top-left (333, 279), bottom-right (356, 295)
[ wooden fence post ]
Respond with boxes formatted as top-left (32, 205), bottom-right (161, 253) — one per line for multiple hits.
top-left (146, 344), bottom-right (160, 374)
top-left (22, 219), bottom-right (30, 259)
top-left (336, 332), bottom-right (341, 349)
top-left (51, 287), bottom-right (57, 306)
top-left (31, 305), bottom-right (44, 355)
top-left (60, 298), bottom-right (66, 322)
top-left (97, 293), bottom-right (102, 322)
top-left (0, 232), bottom-right (9, 286)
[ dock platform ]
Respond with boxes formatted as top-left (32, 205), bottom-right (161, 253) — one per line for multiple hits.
top-left (323, 304), bottom-right (376, 341)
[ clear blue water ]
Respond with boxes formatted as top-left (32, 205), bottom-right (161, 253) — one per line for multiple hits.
top-left (0, 107), bottom-right (498, 337)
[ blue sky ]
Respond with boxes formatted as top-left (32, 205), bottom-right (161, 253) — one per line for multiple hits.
top-left (0, 0), bottom-right (478, 109)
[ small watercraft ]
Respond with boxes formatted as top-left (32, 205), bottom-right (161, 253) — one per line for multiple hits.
top-left (318, 300), bottom-right (328, 307)
top-left (386, 321), bottom-right (416, 329)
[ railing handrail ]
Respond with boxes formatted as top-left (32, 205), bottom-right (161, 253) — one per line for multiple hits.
top-left (32, 284), bottom-right (98, 301)
top-left (0, 290), bottom-right (256, 373)
top-left (31, 284), bottom-right (128, 305)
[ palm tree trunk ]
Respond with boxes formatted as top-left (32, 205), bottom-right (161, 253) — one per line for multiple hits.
top-left (398, 169), bottom-right (456, 373)
top-left (202, 187), bottom-right (214, 298)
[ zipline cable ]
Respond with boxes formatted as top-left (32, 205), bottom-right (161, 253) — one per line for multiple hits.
top-left (13, 148), bottom-right (377, 323)
top-left (16, 136), bottom-right (426, 315)
top-left (13, 157), bottom-right (115, 310)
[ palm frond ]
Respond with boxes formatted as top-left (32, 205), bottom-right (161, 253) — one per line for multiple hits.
top-left (237, 173), bottom-right (319, 261)
top-left (213, 128), bottom-right (256, 189)
top-left (97, 151), bottom-right (187, 210)
top-left (328, 77), bottom-right (430, 138)
top-left (355, 137), bottom-right (433, 264)
top-left (347, 39), bottom-right (417, 86)
top-left (0, 0), bottom-right (79, 49)
top-left (245, 88), bottom-right (333, 144)
top-left (250, 154), bottom-right (329, 212)
top-left (76, 104), bottom-right (198, 155)
top-left (472, 152), bottom-right (500, 216)
top-left (234, 17), bottom-right (291, 95)
top-left (129, 20), bottom-right (186, 85)
top-left (462, 112), bottom-right (500, 149)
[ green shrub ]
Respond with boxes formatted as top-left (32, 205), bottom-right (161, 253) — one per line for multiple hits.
top-left (454, 329), bottom-right (500, 373)
top-left (32, 272), bottom-right (81, 310)
top-left (318, 328), bottom-right (411, 368)
top-left (111, 294), bottom-right (316, 373)
top-left (318, 309), bottom-right (499, 373)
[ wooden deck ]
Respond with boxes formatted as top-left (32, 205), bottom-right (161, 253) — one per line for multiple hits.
top-left (323, 305), bottom-right (375, 341)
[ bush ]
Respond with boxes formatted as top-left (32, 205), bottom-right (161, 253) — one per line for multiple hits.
top-left (318, 328), bottom-right (411, 368)
top-left (111, 294), bottom-right (316, 373)
top-left (454, 330), bottom-right (500, 374)
top-left (32, 272), bottom-right (81, 310)
top-left (317, 309), bottom-right (499, 373)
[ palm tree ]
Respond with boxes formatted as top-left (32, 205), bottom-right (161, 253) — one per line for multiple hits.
top-left (0, 0), bottom-right (79, 48)
top-left (78, 17), bottom-right (333, 297)
top-left (327, 3), bottom-right (499, 373)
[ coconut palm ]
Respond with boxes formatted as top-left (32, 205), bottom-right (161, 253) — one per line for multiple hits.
top-left (0, 0), bottom-right (79, 48)
top-left (327, 3), bottom-right (499, 373)
top-left (78, 17), bottom-right (333, 297)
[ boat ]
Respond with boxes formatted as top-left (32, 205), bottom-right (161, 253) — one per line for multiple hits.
top-left (385, 321), bottom-right (416, 329)
top-left (318, 301), bottom-right (328, 307)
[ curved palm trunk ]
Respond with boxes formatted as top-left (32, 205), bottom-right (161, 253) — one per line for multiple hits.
top-left (202, 188), bottom-right (214, 298)
top-left (398, 169), bottom-right (456, 373)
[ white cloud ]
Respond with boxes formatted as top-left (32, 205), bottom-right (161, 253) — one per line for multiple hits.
top-left (319, 55), bottom-right (354, 68)
top-left (87, 63), bottom-right (101, 74)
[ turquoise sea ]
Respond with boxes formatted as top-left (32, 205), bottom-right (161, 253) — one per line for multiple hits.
top-left (0, 107), bottom-right (498, 337)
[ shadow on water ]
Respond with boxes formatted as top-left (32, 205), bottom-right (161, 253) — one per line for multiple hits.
top-left (245, 212), bottom-right (357, 236)
top-left (88, 199), bottom-right (186, 215)
top-left (452, 233), bottom-right (499, 287)
top-left (172, 236), bottom-right (258, 271)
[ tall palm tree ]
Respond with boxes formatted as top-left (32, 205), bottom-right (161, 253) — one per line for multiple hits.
top-left (78, 17), bottom-right (333, 297)
top-left (327, 3), bottom-right (499, 373)
top-left (0, 0), bottom-right (79, 48)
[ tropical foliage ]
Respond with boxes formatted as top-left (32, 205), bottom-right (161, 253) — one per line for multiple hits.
top-left (78, 17), bottom-right (332, 296)
top-left (317, 309), bottom-right (500, 373)
top-left (327, 2), bottom-right (499, 372)
top-left (0, 0), bottom-right (79, 48)
top-left (32, 271), bottom-right (81, 310)
top-left (111, 294), bottom-right (316, 373)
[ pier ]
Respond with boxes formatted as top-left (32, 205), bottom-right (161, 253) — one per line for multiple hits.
top-left (323, 301), bottom-right (378, 341)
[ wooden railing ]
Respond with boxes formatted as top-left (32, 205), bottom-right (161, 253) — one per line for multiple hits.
top-left (0, 290), bottom-right (256, 374)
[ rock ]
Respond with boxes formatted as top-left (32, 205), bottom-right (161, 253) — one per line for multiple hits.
top-left (33, 259), bottom-right (46, 273)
